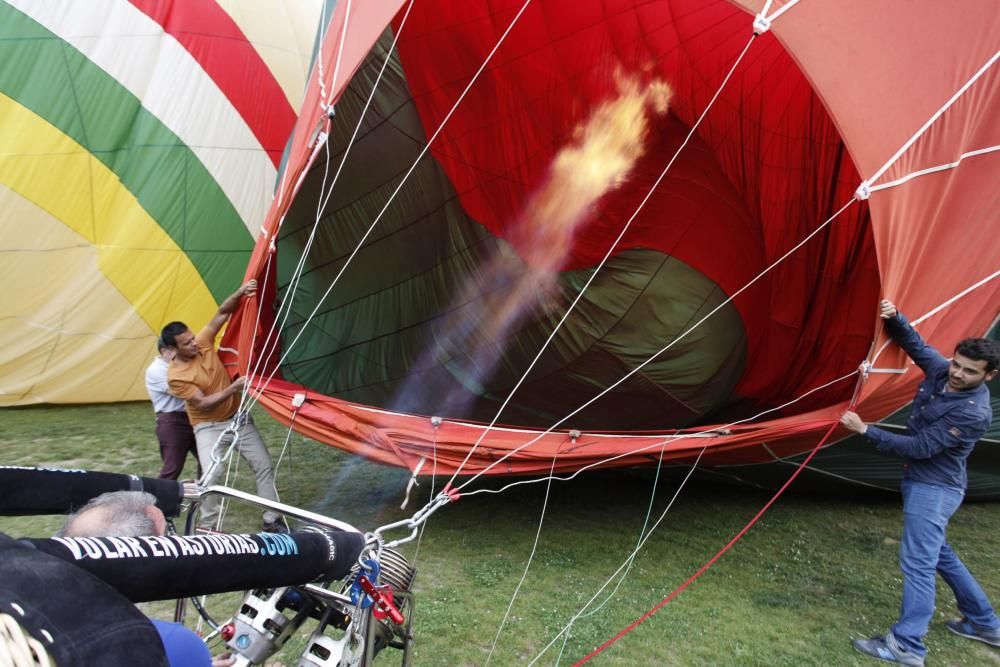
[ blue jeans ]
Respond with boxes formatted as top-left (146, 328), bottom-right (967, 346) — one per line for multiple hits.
top-left (891, 480), bottom-right (1000, 656)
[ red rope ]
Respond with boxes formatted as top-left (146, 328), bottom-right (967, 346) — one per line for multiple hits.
top-left (573, 419), bottom-right (841, 665)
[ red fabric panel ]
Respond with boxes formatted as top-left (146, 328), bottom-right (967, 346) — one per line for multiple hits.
top-left (232, 0), bottom-right (998, 475)
top-left (128, 0), bottom-right (296, 166)
top-left (249, 377), bottom-right (849, 475)
top-left (754, 0), bottom-right (1000, 418)
top-left (392, 0), bottom-right (878, 412)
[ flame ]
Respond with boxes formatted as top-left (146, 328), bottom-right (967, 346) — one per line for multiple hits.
top-left (394, 71), bottom-right (673, 419)
top-left (515, 71), bottom-right (673, 272)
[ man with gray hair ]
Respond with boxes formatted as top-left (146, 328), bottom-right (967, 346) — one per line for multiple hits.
top-left (58, 490), bottom-right (167, 538)
top-left (53, 490), bottom-right (235, 666)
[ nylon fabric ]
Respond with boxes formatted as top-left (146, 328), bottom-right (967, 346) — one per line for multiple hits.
top-left (0, 3), bottom-right (252, 302)
top-left (215, 0), bottom-right (323, 110)
top-left (128, 0), bottom-right (298, 166)
top-left (8, 0), bottom-right (276, 237)
top-left (228, 0), bottom-right (998, 482)
top-left (0, 184), bottom-right (156, 404)
top-left (0, 94), bottom-right (216, 343)
top-left (0, 0), bottom-right (321, 405)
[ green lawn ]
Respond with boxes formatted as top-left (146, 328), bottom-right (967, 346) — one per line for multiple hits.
top-left (2, 403), bottom-right (1000, 666)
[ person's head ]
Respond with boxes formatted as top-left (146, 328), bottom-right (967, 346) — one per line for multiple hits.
top-left (948, 338), bottom-right (1000, 392)
top-left (57, 491), bottom-right (167, 538)
top-left (156, 336), bottom-right (175, 361)
top-left (161, 321), bottom-right (198, 361)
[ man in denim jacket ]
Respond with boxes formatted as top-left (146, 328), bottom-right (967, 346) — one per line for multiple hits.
top-left (842, 299), bottom-right (1000, 666)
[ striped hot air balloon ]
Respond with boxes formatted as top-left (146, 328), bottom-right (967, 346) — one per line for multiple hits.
top-left (0, 0), bottom-right (322, 405)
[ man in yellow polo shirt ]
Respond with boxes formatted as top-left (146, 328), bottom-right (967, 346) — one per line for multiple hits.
top-left (162, 280), bottom-right (283, 533)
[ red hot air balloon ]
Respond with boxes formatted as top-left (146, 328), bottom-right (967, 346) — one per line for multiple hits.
top-left (225, 0), bottom-right (1000, 494)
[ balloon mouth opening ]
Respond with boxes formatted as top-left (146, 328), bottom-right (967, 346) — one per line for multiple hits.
top-left (269, 3), bottom-right (880, 435)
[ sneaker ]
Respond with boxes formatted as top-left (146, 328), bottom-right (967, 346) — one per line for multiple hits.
top-left (261, 520), bottom-right (288, 534)
top-left (945, 618), bottom-right (1000, 647)
top-left (852, 634), bottom-right (924, 666)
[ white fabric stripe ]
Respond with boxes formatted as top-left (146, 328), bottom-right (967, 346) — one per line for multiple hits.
top-left (10, 0), bottom-right (276, 236)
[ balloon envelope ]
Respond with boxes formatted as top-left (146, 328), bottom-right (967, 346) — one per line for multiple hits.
top-left (230, 0), bottom-right (1000, 493)
top-left (0, 0), bottom-right (321, 405)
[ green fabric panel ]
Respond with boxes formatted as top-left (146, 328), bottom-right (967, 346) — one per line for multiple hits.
top-left (275, 30), bottom-right (746, 430)
top-left (0, 4), bottom-right (251, 301)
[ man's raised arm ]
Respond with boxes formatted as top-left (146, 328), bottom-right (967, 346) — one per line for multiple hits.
top-left (202, 280), bottom-right (257, 341)
top-left (880, 299), bottom-right (949, 375)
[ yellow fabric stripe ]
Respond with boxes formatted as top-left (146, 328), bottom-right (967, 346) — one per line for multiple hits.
top-left (0, 93), bottom-right (218, 334)
top-left (0, 184), bottom-right (155, 404)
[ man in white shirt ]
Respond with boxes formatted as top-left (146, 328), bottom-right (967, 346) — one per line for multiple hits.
top-left (145, 338), bottom-right (201, 480)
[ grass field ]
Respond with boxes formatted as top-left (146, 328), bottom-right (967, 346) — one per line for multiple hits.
top-left (3, 402), bottom-right (1000, 666)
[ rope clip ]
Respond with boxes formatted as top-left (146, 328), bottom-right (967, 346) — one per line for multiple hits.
top-left (752, 14), bottom-right (771, 35)
top-left (374, 489), bottom-right (455, 549)
top-left (349, 559), bottom-right (380, 609)
top-left (855, 181), bottom-right (871, 201)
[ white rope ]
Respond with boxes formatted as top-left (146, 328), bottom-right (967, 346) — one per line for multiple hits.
top-left (764, 0), bottom-right (802, 25)
top-left (236, 250), bottom-right (275, 414)
top-left (214, 429), bottom-right (242, 532)
top-left (324, 0), bottom-right (353, 111)
top-left (484, 448), bottom-right (561, 666)
top-left (443, 32), bottom-right (761, 488)
top-left (241, 136), bottom-right (335, 411)
top-left (315, 0), bottom-right (353, 111)
top-left (457, 58), bottom-right (1000, 486)
top-left (552, 441), bottom-right (671, 664)
top-left (208, 419), bottom-right (289, 533)
top-left (869, 268), bottom-right (1000, 366)
top-left (462, 369), bottom-right (858, 498)
top-left (862, 49), bottom-right (1000, 191)
top-left (273, 409), bottom-right (300, 474)
top-left (454, 196), bottom-right (857, 492)
top-left (0, 614), bottom-right (52, 667)
top-left (869, 144), bottom-right (1000, 193)
top-left (241, 2), bottom-right (419, 416)
top-left (908, 269), bottom-right (1000, 328)
top-left (482, 271), bottom-right (995, 664)
top-left (410, 425), bottom-right (440, 565)
top-left (531, 444), bottom-right (710, 666)
top-left (270, 407), bottom-right (302, 530)
top-left (314, 2), bottom-right (329, 103)
top-left (257, 0), bottom-right (537, 387)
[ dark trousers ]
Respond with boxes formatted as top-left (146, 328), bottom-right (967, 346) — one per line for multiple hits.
top-left (155, 411), bottom-right (201, 479)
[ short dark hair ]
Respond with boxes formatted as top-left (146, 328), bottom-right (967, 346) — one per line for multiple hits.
top-left (955, 338), bottom-right (1000, 373)
top-left (156, 336), bottom-right (167, 352)
top-left (160, 321), bottom-right (189, 348)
